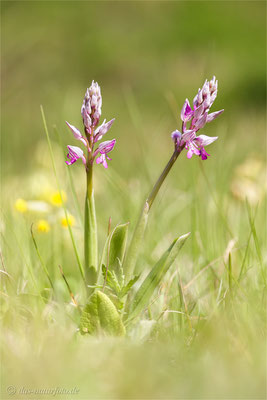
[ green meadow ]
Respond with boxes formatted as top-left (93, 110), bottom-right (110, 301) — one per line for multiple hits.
top-left (1, 1), bottom-right (266, 399)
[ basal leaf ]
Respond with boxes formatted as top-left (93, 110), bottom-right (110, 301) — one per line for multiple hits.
top-left (80, 291), bottom-right (125, 336)
top-left (99, 223), bottom-right (129, 280)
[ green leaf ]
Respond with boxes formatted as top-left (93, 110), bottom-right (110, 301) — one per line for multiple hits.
top-left (102, 265), bottom-right (121, 294)
top-left (120, 275), bottom-right (140, 298)
top-left (127, 232), bottom-right (190, 323)
top-left (80, 291), bottom-right (125, 336)
top-left (99, 223), bottom-right (129, 278)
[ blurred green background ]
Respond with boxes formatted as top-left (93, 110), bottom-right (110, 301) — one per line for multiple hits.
top-left (2, 0), bottom-right (265, 174)
top-left (2, 0), bottom-right (266, 260)
top-left (1, 1), bottom-right (266, 399)
top-left (2, 0), bottom-right (266, 235)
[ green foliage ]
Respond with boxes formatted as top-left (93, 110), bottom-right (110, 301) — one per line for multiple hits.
top-left (80, 291), bottom-right (125, 336)
top-left (1, 3), bottom-right (266, 397)
top-left (102, 264), bottom-right (139, 301)
top-left (100, 223), bottom-right (129, 276)
top-left (128, 233), bottom-right (190, 322)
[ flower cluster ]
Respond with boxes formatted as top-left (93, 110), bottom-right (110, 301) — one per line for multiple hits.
top-left (172, 76), bottom-right (224, 160)
top-left (66, 81), bottom-right (116, 169)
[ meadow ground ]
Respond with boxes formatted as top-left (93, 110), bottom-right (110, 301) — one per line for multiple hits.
top-left (1, 2), bottom-right (266, 399)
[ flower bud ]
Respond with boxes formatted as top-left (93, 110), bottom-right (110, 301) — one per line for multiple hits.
top-left (194, 111), bottom-right (208, 130)
top-left (81, 81), bottom-right (102, 129)
top-left (180, 99), bottom-right (194, 122)
top-left (193, 103), bottom-right (204, 120)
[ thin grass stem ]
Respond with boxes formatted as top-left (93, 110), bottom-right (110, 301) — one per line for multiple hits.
top-left (40, 106), bottom-right (86, 285)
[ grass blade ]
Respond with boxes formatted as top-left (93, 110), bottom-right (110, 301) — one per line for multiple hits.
top-left (40, 106), bottom-right (85, 284)
top-left (30, 225), bottom-right (54, 289)
top-left (127, 232), bottom-right (190, 323)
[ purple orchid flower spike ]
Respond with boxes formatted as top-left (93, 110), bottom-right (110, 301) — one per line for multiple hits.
top-left (65, 80), bottom-right (116, 169)
top-left (95, 139), bottom-right (116, 169)
top-left (66, 145), bottom-right (86, 166)
top-left (172, 76), bottom-right (223, 160)
top-left (81, 80), bottom-right (102, 129)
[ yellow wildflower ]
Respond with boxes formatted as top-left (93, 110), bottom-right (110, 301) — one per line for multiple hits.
top-left (50, 190), bottom-right (67, 207)
top-left (15, 198), bottom-right (28, 213)
top-left (60, 214), bottom-right (75, 228)
top-left (37, 219), bottom-right (50, 233)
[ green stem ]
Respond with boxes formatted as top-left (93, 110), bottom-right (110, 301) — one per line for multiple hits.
top-left (147, 147), bottom-right (183, 209)
top-left (123, 146), bottom-right (183, 280)
top-left (84, 163), bottom-right (98, 291)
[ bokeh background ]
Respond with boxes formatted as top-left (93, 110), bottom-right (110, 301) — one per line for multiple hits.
top-left (1, 1), bottom-right (266, 399)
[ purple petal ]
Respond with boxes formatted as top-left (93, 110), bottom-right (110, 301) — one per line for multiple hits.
top-left (181, 129), bottom-right (195, 144)
top-left (199, 147), bottom-right (210, 160)
top-left (66, 121), bottom-right (87, 147)
top-left (187, 149), bottom-right (193, 159)
top-left (206, 109), bottom-right (224, 123)
top-left (66, 145), bottom-right (86, 166)
top-left (180, 99), bottom-right (193, 122)
top-left (171, 130), bottom-right (182, 141)
top-left (94, 118), bottom-right (115, 142)
top-left (195, 135), bottom-right (218, 146)
top-left (96, 153), bottom-right (109, 168)
top-left (194, 111), bottom-right (208, 130)
top-left (193, 88), bottom-right (203, 108)
top-left (98, 139), bottom-right (116, 154)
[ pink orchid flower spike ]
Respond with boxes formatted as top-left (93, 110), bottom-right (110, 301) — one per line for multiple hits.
top-left (172, 76), bottom-right (223, 160)
top-left (65, 80), bottom-right (116, 169)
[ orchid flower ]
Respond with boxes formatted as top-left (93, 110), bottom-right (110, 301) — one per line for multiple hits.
top-left (94, 118), bottom-right (115, 143)
top-left (94, 139), bottom-right (116, 169)
top-left (65, 81), bottom-right (116, 168)
top-left (180, 99), bottom-right (194, 123)
top-left (66, 145), bottom-right (86, 166)
top-left (172, 76), bottom-right (223, 160)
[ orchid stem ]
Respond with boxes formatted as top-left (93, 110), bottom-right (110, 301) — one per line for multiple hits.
top-left (123, 146), bottom-right (184, 280)
top-left (84, 163), bottom-right (98, 293)
top-left (147, 147), bottom-right (183, 209)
